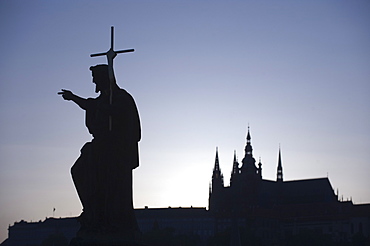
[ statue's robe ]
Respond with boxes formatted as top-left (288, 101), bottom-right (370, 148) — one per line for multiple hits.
top-left (71, 87), bottom-right (141, 238)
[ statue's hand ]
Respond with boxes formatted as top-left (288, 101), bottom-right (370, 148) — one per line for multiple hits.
top-left (58, 89), bottom-right (74, 101)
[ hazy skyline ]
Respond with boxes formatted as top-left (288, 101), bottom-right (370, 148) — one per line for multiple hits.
top-left (1, 0), bottom-right (369, 242)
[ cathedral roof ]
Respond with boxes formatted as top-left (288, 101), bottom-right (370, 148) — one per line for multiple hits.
top-left (258, 177), bottom-right (337, 206)
top-left (281, 177), bottom-right (336, 203)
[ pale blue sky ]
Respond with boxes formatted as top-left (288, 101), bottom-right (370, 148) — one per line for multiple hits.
top-left (1, 0), bottom-right (369, 242)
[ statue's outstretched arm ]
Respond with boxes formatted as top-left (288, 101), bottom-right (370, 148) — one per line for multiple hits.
top-left (58, 89), bottom-right (89, 110)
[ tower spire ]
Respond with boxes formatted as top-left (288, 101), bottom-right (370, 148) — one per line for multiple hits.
top-left (230, 150), bottom-right (239, 186)
top-left (212, 147), bottom-right (224, 185)
top-left (209, 147), bottom-right (224, 211)
top-left (245, 126), bottom-right (252, 156)
top-left (213, 147), bottom-right (220, 172)
top-left (231, 150), bottom-right (238, 175)
top-left (277, 146), bottom-right (283, 182)
top-left (240, 125), bottom-right (258, 175)
top-left (258, 157), bottom-right (262, 179)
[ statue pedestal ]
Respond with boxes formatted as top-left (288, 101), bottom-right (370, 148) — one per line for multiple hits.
top-left (69, 228), bottom-right (146, 246)
top-left (70, 236), bottom-right (147, 246)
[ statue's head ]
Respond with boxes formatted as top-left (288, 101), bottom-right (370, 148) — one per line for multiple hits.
top-left (90, 64), bottom-right (110, 93)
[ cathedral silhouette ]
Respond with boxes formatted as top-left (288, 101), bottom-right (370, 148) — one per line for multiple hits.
top-left (204, 128), bottom-right (370, 245)
top-left (2, 128), bottom-right (369, 246)
top-left (210, 127), bottom-right (338, 213)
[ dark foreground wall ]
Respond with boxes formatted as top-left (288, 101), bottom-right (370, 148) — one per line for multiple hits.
top-left (1, 205), bottom-right (369, 246)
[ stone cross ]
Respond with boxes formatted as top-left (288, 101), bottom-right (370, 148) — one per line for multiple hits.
top-left (90, 26), bottom-right (134, 130)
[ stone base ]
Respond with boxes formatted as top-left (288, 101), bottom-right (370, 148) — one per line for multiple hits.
top-left (69, 236), bottom-right (147, 246)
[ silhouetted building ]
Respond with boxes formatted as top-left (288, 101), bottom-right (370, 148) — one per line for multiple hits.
top-left (208, 127), bottom-right (370, 245)
top-left (1, 218), bottom-right (79, 246)
top-left (1, 209), bottom-right (212, 246)
top-left (2, 129), bottom-right (369, 246)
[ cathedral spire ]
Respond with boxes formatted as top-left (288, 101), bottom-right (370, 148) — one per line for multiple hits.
top-left (258, 157), bottom-right (262, 178)
top-left (212, 147), bottom-right (224, 185)
top-left (209, 147), bottom-right (224, 211)
top-left (241, 126), bottom-right (257, 175)
top-left (277, 146), bottom-right (283, 182)
top-left (231, 150), bottom-right (239, 175)
top-left (230, 150), bottom-right (239, 186)
top-left (245, 126), bottom-right (253, 156)
top-left (213, 147), bottom-right (220, 172)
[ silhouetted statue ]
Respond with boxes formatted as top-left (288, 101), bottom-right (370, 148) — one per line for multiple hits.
top-left (58, 64), bottom-right (141, 244)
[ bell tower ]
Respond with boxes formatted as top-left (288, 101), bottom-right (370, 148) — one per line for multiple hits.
top-left (240, 126), bottom-right (258, 176)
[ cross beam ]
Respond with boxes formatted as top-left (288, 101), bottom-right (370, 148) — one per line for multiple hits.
top-left (90, 26), bottom-right (134, 102)
top-left (90, 26), bottom-right (134, 131)
top-left (90, 48), bottom-right (135, 57)
top-left (90, 26), bottom-right (135, 60)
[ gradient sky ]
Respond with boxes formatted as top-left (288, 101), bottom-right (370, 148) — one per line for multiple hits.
top-left (1, 0), bottom-right (369, 242)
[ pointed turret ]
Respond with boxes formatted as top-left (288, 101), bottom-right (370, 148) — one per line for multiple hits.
top-left (258, 157), bottom-right (262, 179)
top-left (245, 126), bottom-right (253, 156)
top-left (212, 147), bottom-right (224, 187)
top-left (230, 150), bottom-right (240, 186)
top-left (209, 147), bottom-right (224, 211)
top-left (241, 126), bottom-right (257, 175)
top-left (276, 147), bottom-right (283, 182)
top-left (232, 150), bottom-right (238, 174)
